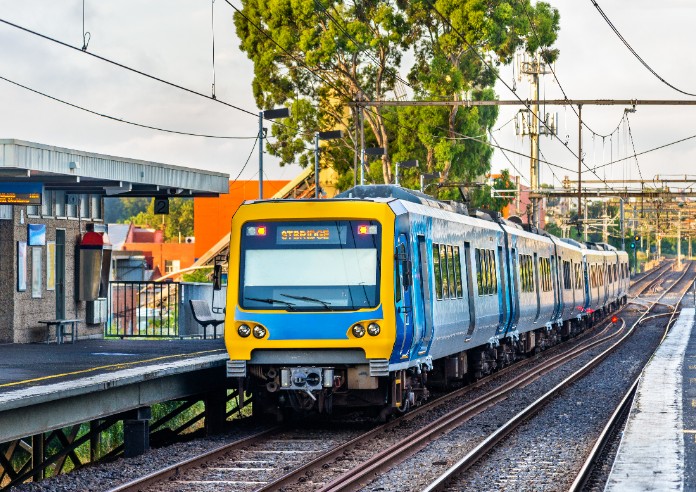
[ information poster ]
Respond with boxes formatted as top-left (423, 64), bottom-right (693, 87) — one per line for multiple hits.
top-left (17, 241), bottom-right (26, 291)
top-left (46, 241), bottom-right (55, 291)
top-left (32, 247), bottom-right (42, 298)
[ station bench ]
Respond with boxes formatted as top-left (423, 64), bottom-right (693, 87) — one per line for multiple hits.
top-left (38, 319), bottom-right (81, 344)
top-left (189, 300), bottom-right (224, 339)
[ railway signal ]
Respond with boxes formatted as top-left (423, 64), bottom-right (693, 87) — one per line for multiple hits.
top-left (611, 316), bottom-right (618, 324)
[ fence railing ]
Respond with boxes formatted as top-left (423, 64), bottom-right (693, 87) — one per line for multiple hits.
top-left (106, 281), bottom-right (180, 338)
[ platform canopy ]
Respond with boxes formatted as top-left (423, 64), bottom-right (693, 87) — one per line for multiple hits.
top-left (0, 139), bottom-right (229, 197)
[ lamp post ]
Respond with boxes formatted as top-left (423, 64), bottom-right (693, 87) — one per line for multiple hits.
top-left (258, 107), bottom-right (290, 199)
top-left (395, 159), bottom-right (418, 187)
top-left (314, 130), bottom-right (344, 198)
top-left (420, 172), bottom-right (440, 193)
top-left (361, 147), bottom-right (385, 185)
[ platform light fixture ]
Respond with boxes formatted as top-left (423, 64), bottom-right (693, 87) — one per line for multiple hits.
top-left (420, 172), bottom-right (440, 193)
top-left (395, 159), bottom-right (418, 187)
top-left (258, 107), bottom-right (291, 199)
top-left (314, 130), bottom-right (344, 198)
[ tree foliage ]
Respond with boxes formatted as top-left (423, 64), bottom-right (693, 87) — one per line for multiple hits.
top-left (122, 198), bottom-right (194, 242)
top-left (234, 0), bottom-right (560, 195)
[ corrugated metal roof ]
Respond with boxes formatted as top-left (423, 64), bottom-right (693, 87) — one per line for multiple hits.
top-left (0, 139), bottom-right (229, 197)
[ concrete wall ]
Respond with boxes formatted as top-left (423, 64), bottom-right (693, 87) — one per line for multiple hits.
top-left (3, 206), bottom-right (105, 343)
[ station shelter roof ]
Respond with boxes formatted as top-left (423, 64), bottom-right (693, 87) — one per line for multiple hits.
top-left (0, 139), bottom-right (229, 197)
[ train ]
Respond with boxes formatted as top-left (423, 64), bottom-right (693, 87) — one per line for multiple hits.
top-left (223, 185), bottom-right (629, 418)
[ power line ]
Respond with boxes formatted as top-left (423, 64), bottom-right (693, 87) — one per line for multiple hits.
top-left (589, 0), bottom-right (696, 97)
top-left (423, 1), bottom-right (620, 195)
top-left (0, 16), bottom-right (258, 117)
top-left (591, 132), bottom-right (696, 171)
top-left (0, 74), bottom-right (256, 139)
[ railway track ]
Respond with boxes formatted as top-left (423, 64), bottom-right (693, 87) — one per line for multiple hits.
top-left (421, 261), bottom-right (694, 491)
top-left (108, 263), bottom-right (675, 492)
top-left (569, 261), bottom-right (695, 492)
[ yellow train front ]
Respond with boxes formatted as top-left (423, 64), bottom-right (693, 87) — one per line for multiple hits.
top-left (225, 198), bottom-right (402, 417)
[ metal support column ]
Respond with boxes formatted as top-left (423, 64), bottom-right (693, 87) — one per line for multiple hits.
top-left (32, 433), bottom-right (44, 482)
top-left (620, 198), bottom-right (625, 250)
top-left (124, 407), bottom-right (151, 458)
top-left (205, 390), bottom-right (228, 436)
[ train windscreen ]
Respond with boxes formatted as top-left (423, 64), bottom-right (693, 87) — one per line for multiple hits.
top-left (239, 220), bottom-right (381, 311)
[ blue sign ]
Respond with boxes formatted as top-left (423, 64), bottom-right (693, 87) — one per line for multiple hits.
top-left (28, 224), bottom-right (46, 246)
top-left (0, 182), bottom-right (43, 205)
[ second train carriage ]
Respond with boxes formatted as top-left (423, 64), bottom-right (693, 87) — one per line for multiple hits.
top-left (224, 185), bottom-right (629, 416)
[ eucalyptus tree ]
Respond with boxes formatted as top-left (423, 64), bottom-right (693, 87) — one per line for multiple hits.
top-left (234, 0), bottom-right (559, 191)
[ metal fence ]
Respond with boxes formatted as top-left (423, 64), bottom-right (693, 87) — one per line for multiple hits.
top-left (106, 281), bottom-right (180, 337)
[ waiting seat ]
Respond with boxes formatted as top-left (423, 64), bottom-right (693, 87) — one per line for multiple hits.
top-left (189, 299), bottom-right (225, 339)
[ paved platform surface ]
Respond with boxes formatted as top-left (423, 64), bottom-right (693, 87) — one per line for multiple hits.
top-left (0, 338), bottom-right (227, 393)
top-left (606, 307), bottom-right (695, 491)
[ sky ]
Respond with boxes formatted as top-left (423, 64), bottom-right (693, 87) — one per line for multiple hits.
top-left (0, 1), bottom-right (694, 189)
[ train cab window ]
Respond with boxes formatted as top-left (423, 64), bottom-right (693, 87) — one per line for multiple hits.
top-left (453, 246), bottom-right (463, 298)
top-left (432, 243), bottom-right (443, 300)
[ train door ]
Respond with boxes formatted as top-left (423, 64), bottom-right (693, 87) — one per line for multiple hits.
top-left (511, 248), bottom-right (520, 328)
top-left (416, 235), bottom-right (433, 355)
top-left (464, 242), bottom-right (476, 336)
top-left (395, 234), bottom-right (414, 359)
top-left (533, 253), bottom-right (541, 321)
top-left (551, 254), bottom-right (560, 321)
top-left (497, 245), bottom-right (510, 335)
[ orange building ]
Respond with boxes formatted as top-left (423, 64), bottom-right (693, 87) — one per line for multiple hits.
top-left (119, 225), bottom-right (196, 279)
top-left (193, 180), bottom-right (290, 259)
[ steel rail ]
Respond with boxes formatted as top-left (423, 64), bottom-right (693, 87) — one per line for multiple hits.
top-left (422, 263), bottom-right (690, 492)
top-left (317, 321), bottom-right (627, 492)
top-left (106, 428), bottom-right (279, 492)
top-left (568, 261), bottom-right (694, 491)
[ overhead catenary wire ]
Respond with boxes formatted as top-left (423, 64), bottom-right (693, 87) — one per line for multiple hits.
top-left (0, 16), bottom-right (259, 118)
top-left (423, 0), bottom-right (620, 195)
top-left (0, 74), bottom-right (256, 139)
top-left (590, 0), bottom-right (696, 98)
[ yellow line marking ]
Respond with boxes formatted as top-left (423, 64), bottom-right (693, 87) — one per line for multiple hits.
top-left (683, 430), bottom-right (696, 434)
top-left (0, 349), bottom-right (226, 389)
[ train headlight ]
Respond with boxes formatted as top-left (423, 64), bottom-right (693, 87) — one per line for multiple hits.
top-left (352, 324), bottom-right (366, 338)
top-left (237, 324), bottom-right (251, 337)
top-left (367, 323), bottom-right (381, 336)
top-left (253, 325), bottom-right (267, 339)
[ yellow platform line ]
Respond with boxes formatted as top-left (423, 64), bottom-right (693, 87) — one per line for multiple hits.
top-left (0, 349), bottom-right (226, 389)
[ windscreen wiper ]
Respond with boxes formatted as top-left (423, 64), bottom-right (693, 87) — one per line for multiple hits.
top-left (281, 294), bottom-right (333, 310)
top-left (244, 297), bottom-right (296, 310)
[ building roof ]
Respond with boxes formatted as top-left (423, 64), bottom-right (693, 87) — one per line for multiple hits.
top-left (0, 139), bottom-right (229, 197)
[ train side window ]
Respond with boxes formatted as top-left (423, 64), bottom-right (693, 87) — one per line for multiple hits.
top-left (490, 250), bottom-right (497, 294)
top-left (475, 249), bottom-right (482, 295)
top-left (453, 246), bottom-right (463, 298)
top-left (440, 245), bottom-right (450, 299)
top-left (563, 261), bottom-right (571, 290)
top-left (446, 245), bottom-right (456, 299)
top-left (432, 243), bottom-right (443, 300)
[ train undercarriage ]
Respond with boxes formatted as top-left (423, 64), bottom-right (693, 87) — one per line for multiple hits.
top-left (245, 298), bottom-right (626, 420)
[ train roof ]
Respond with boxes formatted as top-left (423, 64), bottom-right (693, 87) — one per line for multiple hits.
top-left (334, 186), bottom-right (628, 256)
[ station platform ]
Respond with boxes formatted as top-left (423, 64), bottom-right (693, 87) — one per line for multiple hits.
top-left (0, 338), bottom-right (226, 392)
top-left (0, 339), bottom-right (229, 444)
top-left (605, 307), bottom-right (696, 490)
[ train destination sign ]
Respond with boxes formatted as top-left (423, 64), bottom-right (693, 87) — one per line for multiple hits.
top-left (0, 182), bottom-right (42, 205)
